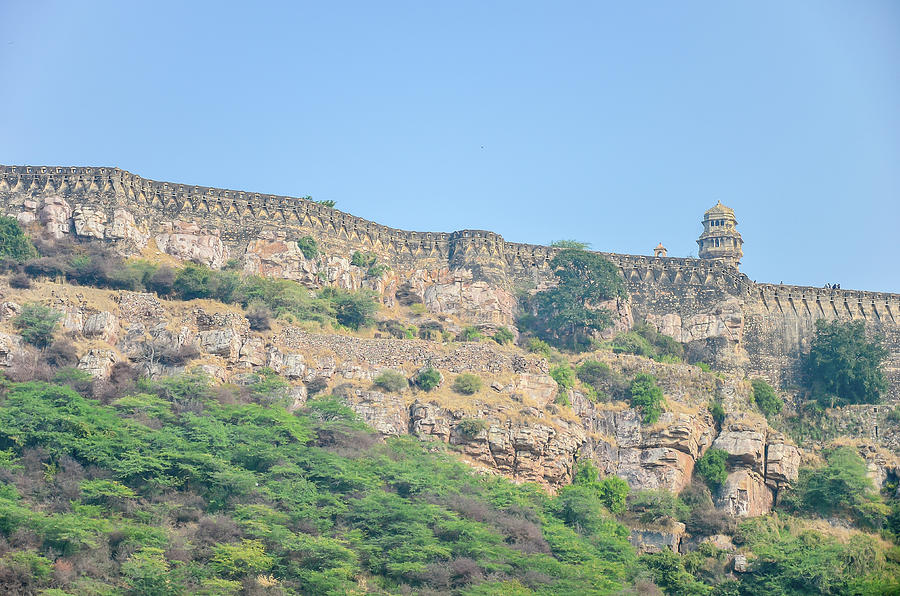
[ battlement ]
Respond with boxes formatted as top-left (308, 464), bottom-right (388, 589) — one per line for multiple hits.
top-left (3, 164), bottom-right (897, 304)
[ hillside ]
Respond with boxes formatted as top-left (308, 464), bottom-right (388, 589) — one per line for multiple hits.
top-left (0, 169), bottom-right (896, 594)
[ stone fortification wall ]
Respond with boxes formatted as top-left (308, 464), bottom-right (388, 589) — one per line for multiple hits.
top-left (1, 165), bottom-right (899, 397)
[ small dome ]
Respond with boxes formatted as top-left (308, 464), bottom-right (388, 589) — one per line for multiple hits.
top-left (704, 201), bottom-right (735, 217)
top-left (655, 242), bottom-right (665, 250)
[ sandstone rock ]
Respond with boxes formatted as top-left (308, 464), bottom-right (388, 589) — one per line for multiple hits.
top-left (645, 411), bottom-right (714, 459)
top-left (343, 389), bottom-right (409, 435)
top-left (61, 307), bottom-right (85, 334)
top-left (243, 235), bottom-right (320, 285)
top-left (716, 469), bottom-right (773, 517)
top-left (764, 434), bottom-right (800, 488)
top-left (423, 270), bottom-right (516, 325)
top-left (410, 401), bottom-right (452, 442)
top-left (72, 205), bottom-right (106, 239)
top-left (199, 329), bottom-right (242, 362)
top-left (267, 348), bottom-right (307, 379)
top-left (78, 349), bottom-right (119, 378)
top-left (0, 332), bottom-right (23, 367)
top-left (617, 447), bottom-right (696, 492)
top-left (238, 337), bottom-right (266, 367)
top-left (108, 209), bottom-right (149, 249)
top-left (83, 311), bottom-right (119, 343)
top-left (629, 523), bottom-right (686, 553)
top-left (0, 302), bottom-right (21, 321)
top-left (155, 221), bottom-right (228, 268)
top-left (733, 554), bottom-right (748, 573)
top-left (712, 413), bottom-right (768, 471)
top-left (39, 197), bottom-right (72, 238)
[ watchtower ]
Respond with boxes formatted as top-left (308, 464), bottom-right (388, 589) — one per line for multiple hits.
top-left (697, 201), bottom-right (743, 268)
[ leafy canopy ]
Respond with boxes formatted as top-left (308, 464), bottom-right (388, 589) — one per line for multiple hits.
top-left (523, 249), bottom-right (625, 351)
top-left (803, 319), bottom-right (887, 407)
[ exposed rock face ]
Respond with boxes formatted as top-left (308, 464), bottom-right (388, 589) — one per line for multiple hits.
top-left (155, 221), bottom-right (228, 268)
top-left (243, 235), bottom-right (320, 285)
top-left (764, 434), bottom-right (801, 490)
top-left (38, 196), bottom-right (72, 238)
top-left (629, 523), bottom-right (686, 554)
top-left (716, 468), bottom-right (773, 517)
top-left (712, 413), bottom-right (768, 469)
top-left (0, 333), bottom-right (22, 367)
top-left (424, 270), bottom-right (516, 325)
top-left (579, 404), bottom-right (714, 492)
top-left (83, 311), bottom-right (120, 344)
top-left (78, 349), bottom-right (119, 378)
top-left (343, 389), bottom-right (409, 436)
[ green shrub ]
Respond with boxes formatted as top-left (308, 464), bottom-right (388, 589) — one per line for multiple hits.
top-left (803, 319), bottom-right (888, 407)
top-left (628, 489), bottom-right (689, 525)
top-left (0, 216), bottom-right (36, 261)
top-left (452, 373), bottom-right (482, 395)
top-left (609, 332), bottom-right (656, 357)
top-left (321, 287), bottom-right (378, 330)
top-left (751, 378), bottom-right (783, 418)
top-left (13, 303), bottom-right (61, 348)
top-left (296, 236), bottom-right (319, 259)
top-left (173, 263), bottom-right (211, 300)
top-left (373, 370), bottom-right (408, 393)
top-left (695, 448), bottom-right (728, 490)
top-left (629, 373), bottom-right (664, 424)
top-left (414, 367), bottom-right (441, 391)
top-left (456, 418), bottom-right (486, 439)
top-left (367, 263), bottom-right (390, 278)
top-left (709, 401), bottom-right (725, 426)
top-left (459, 326), bottom-right (484, 342)
top-left (350, 251), bottom-right (377, 268)
top-left (786, 446), bottom-right (877, 521)
top-left (317, 199), bottom-right (336, 208)
top-left (696, 362), bottom-right (712, 373)
top-left (576, 360), bottom-right (611, 389)
top-left (492, 326), bottom-right (514, 345)
top-left (524, 337), bottom-right (552, 358)
top-left (409, 302), bottom-right (427, 315)
top-left (550, 364), bottom-right (575, 391)
top-left (597, 475), bottom-right (630, 514)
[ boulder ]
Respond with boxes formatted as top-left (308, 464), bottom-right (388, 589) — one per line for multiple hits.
top-left (712, 413), bottom-right (767, 471)
top-left (83, 311), bottom-right (120, 343)
top-left (629, 523), bottom-right (686, 554)
top-left (764, 434), bottom-right (801, 488)
top-left (72, 206), bottom-right (106, 239)
top-left (716, 469), bottom-right (773, 517)
top-left (77, 349), bottom-right (119, 378)
top-left (155, 221), bottom-right (228, 269)
top-left (267, 348), bottom-right (307, 380)
top-left (343, 389), bottom-right (409, 435)
top-left (38, 197), bottom-right (72, 238)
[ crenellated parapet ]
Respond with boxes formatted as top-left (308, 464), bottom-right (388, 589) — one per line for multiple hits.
top-left (754, 284), bottom-right (899, 323)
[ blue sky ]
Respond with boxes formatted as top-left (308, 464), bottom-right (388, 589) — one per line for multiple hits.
top-left (1, 1), bottom-right (898, 292)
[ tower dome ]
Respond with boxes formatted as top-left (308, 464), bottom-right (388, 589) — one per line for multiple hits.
top-left (697, 201), bottom-right (743, 268)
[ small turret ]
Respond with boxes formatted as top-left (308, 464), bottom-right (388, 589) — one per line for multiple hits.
top-left (653, 243), bottom-right (667, 258)
top-left (697, 201), bottom-right (743, 268)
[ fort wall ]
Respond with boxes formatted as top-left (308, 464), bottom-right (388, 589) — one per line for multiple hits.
top-left (1, 165), bottom-right (898, 396)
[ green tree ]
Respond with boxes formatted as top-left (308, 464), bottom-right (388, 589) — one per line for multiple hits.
top-left (527, 249), bottom-right (626, 351)
top-left (0, 216), bottom-right (36, 261)
top-left (173, 263), bottom-right (212, 300)
top-left (550, 364), bottom-right (575, 391)
top-left (13, 303), bottom-right (62, 348)
top-left (452, 373), bottom-right (482, 395)
top-left (296, 235), bottom-right (319, 259)
top-left (550, 239), bottom-right (591, 250)
top-left (629, 373), bottom-right (664, 424)
top-left (414, 367), bottom-right (441, 391)
top-left (751, 378), bottom-right (783, 418)
top-left (373, 370), bottom-right (408, 393)
top-left (803, 319), bottom-right (887, 407)
top-left (695, 448), bottom-right (728, 490)
top-left (794, 446), bottom-right (876, 519)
